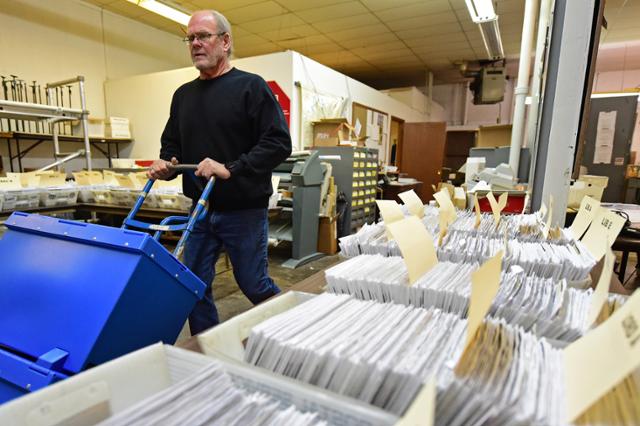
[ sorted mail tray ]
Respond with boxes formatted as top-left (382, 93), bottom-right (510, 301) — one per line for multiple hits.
top-left (198, 291), bottom-right (315, 361)
top-left (0, 344), bottom-right (397, 426)
top-left (0, 212), bottom-right (206, 403)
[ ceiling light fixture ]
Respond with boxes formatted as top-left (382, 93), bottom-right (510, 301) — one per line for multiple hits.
top-left (465, 0), bottom-right (505, 60)
top-left (126, 0), bottom-right (190, 26)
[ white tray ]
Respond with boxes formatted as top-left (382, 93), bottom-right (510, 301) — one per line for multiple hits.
top-left (0, 344), bottom-right (398, 426)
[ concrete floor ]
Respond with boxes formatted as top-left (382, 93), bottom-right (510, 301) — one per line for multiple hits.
top-left (211, 244), bottom-right (341, 322)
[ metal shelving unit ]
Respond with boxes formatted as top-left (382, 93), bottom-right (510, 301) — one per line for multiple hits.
top-left (313, 146), bottom-right (378, 235)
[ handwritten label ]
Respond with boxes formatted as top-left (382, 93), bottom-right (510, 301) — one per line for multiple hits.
top-left (568, 196), bottom-right (600, 240)
top-left (582, 208), bottom-right (626, 261)
top-left (564, 290), bottom-right (640, 422)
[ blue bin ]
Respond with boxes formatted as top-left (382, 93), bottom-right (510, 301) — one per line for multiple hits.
top-left (0, 212), bottom-right (206, 403)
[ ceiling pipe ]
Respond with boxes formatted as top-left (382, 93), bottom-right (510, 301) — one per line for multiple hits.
top-left (508, 0), bottom-right (539, 176)
top-left (525, 0), bottom-right (553, 184)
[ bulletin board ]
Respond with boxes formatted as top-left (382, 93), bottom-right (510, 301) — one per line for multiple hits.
top-left (352, 102), bottom-right (389, 161)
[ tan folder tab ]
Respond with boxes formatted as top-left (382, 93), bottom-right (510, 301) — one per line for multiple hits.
top-left (395, 377), bottom-right (436, 426)
top-left (486, 192), bottom-right (508, 226)
top-left (587, 247), bottom-right (614, 327)
top-left (36, 172), bottom-right (66, 187)
top-left (7, 172), bottom-right (39, 188)
top-left (568, 196), bottom-right (601, 240)
top-left (473, 193), bottom-right (482, 229)
top-left (398, 189), bottom-right (425, 218)
top-left (581, 208), bottom-right (626, 261)
top-left (102, 170), bottom-right (119, 186)
top-left (542, 196), bottom-right (554, 239)
top-left (376, 200), bottom-right (404, 224)
top-left (386, 216), bottom-right (438, 285)
top-left (0, 175), bottom-right (21, 190)
top-left (433, 189), bottom-right (456, 225)
top-left (564, 290), bottom-right (640, 423)
top-left (72, 172), bottom-right (90, 186)
top-left (86, 171), bottom-right (104, 185)
top-left (113, 173), bottom-right (135, 189)
top-left (463, 250), bottom-right (503, 350)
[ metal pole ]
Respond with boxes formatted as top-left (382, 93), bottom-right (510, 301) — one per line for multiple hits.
top-left (77, 77), bottom-right (92, 171)
top-left (508, 0), bottom-right (539, 177)
top-left (525, 0), bottom-right (553, 184)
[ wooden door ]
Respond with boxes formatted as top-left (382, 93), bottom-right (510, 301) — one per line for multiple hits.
top-left (401, 122), bottom-right (447, 202)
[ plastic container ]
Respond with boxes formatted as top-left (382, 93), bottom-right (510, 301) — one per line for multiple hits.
top-left (197, 292), bottom-right (436, 421)
top-left (109, 187), bottom-right (136, 207)
top-left (0, 212), bottom-right (206, 403)
top-left (0, 344), bottom-right (397, 426)
top-left (91, 187), bottom-right (113, 205)
top-left (38, 186), bottom-right (79, 207)
top-left (1, 188), bottom-right (41, 211)
top-left (156, 192), bottom-right (192, 211)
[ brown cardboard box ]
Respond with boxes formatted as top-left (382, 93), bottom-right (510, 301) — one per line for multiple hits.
top-left (318, 216), bottom-right (338, 255)
top-left (312, 118), bottom-right (355, 147)
top-left (476, 124), bottom-right (512, 147)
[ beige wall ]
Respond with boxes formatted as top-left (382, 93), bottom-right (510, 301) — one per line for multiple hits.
top-left (105, 51), bottom-right (295, 160)
top-left (0, 0), bottom-right (189, 172)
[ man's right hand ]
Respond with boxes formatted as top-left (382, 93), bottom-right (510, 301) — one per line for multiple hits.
top-left (147, 157), bottom-right (179, 180)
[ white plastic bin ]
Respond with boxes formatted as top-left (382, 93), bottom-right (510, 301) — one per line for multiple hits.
top-left (0, 343), bottom-right (397, 426)
top-left (39, 186), bottom-right (79, 207)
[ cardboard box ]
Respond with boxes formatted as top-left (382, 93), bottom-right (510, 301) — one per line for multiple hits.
top-left (312, 118), bottom-right (355, 147)
top-left (318, 215), bottom-right (338, 255)
top-left (106, 117), bottom-right (131, 139)
top-left (476, 124), bottom-right (512, 148)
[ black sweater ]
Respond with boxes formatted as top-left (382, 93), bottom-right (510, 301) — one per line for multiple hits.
top-left (160, 68), bottom-right (292, 211)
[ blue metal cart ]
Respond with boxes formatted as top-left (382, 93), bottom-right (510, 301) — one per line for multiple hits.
top-left (0, 166), bottom-right (213, 403)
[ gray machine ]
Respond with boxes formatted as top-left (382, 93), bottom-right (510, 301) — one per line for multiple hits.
top-left (270, 151), bottom-right (324, 269)
top-left (470, 146), bottom-right (531, 182)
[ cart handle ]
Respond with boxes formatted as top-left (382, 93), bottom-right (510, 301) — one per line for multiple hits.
top-left (121, 164), bottom-right (214, 257)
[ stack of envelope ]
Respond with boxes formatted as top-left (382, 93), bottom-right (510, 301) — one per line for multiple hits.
top-left (96, 360), bottom-right (327, 426)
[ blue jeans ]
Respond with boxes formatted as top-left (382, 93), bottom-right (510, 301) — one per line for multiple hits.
top-left (183, 208), bottom-right (280, 334)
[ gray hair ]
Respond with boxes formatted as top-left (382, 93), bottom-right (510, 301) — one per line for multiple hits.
top-left (207, 10), bottom-right (233, 57)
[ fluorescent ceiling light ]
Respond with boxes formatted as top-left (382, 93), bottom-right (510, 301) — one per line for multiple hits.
top-left (465, 0), bottom-right (504, 60)
top-left (465, 0), bottom-right (497, 23)
top-left (126, 0), bottom-right (189, 26)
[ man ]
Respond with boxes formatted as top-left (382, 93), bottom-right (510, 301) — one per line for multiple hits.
top-left (148, 10), bottom-right (292, 334)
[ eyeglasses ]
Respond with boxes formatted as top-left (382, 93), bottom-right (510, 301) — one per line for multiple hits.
top-left (182, 32), bottom-right (226, 45)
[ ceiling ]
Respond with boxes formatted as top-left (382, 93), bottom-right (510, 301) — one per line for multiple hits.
top-left (84, 0), bottom-right (640, 87)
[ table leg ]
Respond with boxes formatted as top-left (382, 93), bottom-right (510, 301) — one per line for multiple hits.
top-left (619, 250), bottom-right (629, 282)
top-left (16, 138), bottom-right (23, 172)
top-left (7, 138), bottom-right (14, 172)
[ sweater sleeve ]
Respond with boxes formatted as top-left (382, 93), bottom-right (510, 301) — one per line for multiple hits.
top-left (226, 78), bottom-right (292, 176)
top-left (159, 91), bottom-right (182, 163)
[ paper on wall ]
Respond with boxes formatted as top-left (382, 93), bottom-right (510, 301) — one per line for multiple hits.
top-left (386, 216), bottom-right (438, 285)
top-left (568, 196), bottom-right (601, 240)
top-left (564, 289), bottom-right (640, 422)
top-left (593, 110), bottom-right (617, 164)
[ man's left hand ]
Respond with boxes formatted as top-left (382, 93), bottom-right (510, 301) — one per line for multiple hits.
top-left (195, 157), bottom-right (231, 180)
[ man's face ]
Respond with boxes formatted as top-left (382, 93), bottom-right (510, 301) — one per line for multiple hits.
top-left (187, 13), bottom-right (229, 72)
